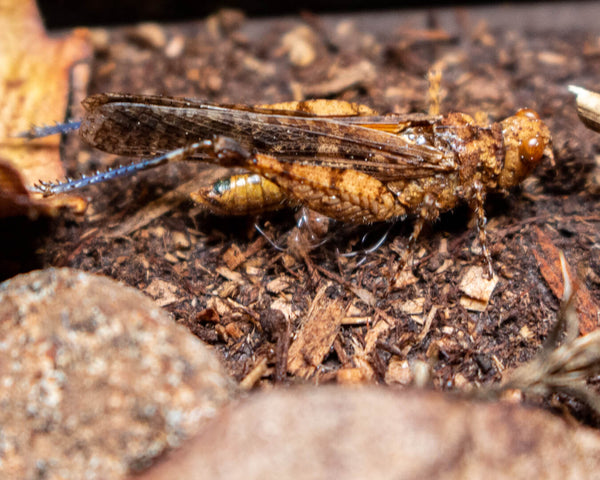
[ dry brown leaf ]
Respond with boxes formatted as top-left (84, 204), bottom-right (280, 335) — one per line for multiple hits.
top-left (0, 0), bottom-right (90, 217)
top-left (0, 157), bottom-right (85, 218)
top-left (533, 226), bottom-right (600, 334)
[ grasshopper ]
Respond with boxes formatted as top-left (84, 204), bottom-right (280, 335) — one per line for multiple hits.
top-left (31, 93), bottom-right (552, 274)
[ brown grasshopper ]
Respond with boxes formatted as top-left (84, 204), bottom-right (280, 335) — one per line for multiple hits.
top-left (32, 93), bottom-right (552, 274)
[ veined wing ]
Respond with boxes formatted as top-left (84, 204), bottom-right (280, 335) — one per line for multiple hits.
top-left (80, 93), bottom-right (457, 180)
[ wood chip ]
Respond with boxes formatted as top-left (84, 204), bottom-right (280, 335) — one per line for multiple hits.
top-left (350, 317), bottom-right (397, 381)
top-left (569, 85), bottom-right (600, 133)
top-left (145, 278), bottom-right (179, 306)
top-left (392, 267), bottom-right (419, 289)
top-left (399, 297), bottom-right (425, 315)
top-left (222, 243), bottom-right (245, 270)
top-left (459, 266), bottom-right (498, 311)
top-left (215, 266), bottom-right (244, 284)
top-left (239, 357), bottom-right (268, 390)
top-left (287, 283), bottom-right (346, 378)
top-left (340, 316), bottom-right (370, 326)
top-left (385, 358), bottom-right (412, 385)
top-left (266, 277), bottom-right (290, 294)
top-left (172, 231), bottom-right (191, 250)
top-left (416, 306), bottom-right (438, 342)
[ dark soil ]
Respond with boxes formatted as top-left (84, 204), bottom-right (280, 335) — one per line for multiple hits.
top-left (19, 4), bottom-right (600, 419)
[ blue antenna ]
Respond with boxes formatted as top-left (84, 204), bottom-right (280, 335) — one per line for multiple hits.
top-left (15, 121), bottom-right (82, 139)
top-left (31, 141), bottom-right (213, 196)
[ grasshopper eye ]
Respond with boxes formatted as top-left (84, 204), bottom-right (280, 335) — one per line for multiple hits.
top-left (519, 130), bottom-right (546, 164)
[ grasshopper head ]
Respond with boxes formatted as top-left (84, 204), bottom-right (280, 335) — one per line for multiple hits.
top-left (498, 109), bottom-right (552, 189)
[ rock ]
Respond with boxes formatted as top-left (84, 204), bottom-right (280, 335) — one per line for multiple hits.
top-left (133, 387), bottom-right (600, 480)
top-left (0, 268), bottom-right (235, 480)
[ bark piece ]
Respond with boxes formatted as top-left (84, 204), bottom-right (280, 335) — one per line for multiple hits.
top-left (533, 226), bottom-right (600, 334)
top-left (287, 283), bottom-right (346, 378)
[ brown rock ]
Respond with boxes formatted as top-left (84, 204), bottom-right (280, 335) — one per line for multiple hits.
top-left (0, 268), bottom-right (235, 480)
top-left (133, 387), bottom-right (600, 480)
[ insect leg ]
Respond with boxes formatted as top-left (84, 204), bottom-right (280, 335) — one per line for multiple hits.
top-left (400, 213), bottom-right (426, 271)
top-left (254, 224), bottom-right (286, 252)
top-left (407, 193), bottom-right (439, 265)
top-left (340, 225), bottom-right (391, 263)
top-left (470, 181), bottom-right (493, 278)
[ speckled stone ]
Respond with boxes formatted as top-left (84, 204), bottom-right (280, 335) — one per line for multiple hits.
top-left (0, 268), bottom-right (235, 480)
top-left (134, 387), bottom-right (600, 480)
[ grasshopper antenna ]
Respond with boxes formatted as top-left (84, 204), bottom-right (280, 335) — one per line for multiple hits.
top-left (339, 224), bottom-right (392, 262)
top-left (14, 121), bottom-right (82, 139)
top-left (31, 140), bottom-right (214, 196)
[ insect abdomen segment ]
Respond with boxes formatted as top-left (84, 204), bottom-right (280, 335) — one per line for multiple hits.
top-left (191, 173), bottom-right (292, 215)
top-left (244, 153), bottom-right (408, 224)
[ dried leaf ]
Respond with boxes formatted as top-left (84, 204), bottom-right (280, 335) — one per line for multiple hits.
top-left (0, 157), bottom-right (85, 218)
top-left (0, 0), bottom-right (90, 217)
top-left (533, 226), bottom-right (600, 334)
